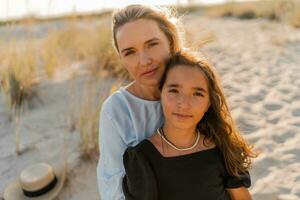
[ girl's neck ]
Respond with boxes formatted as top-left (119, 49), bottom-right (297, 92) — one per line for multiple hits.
top-left (126, 81), bottom-right (160, 100)
top-left (162, 123), bottom-right (198, 149)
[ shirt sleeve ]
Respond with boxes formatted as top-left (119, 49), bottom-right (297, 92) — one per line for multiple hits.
top-left (224, 171), bottom-right (251, 189)
top-left (97, 109), bottom-right (127, 200)
top-left (122, 147), bottom-right (158, 200)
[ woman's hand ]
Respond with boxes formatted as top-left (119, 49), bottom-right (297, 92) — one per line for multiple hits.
top-left (227, 187), bottom-right (252, 200)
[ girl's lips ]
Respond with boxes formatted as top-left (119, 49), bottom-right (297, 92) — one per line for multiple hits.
top-left (141, 68), bottom-right (158, 77)
top-left (173, 113), bottom-right (193, 119)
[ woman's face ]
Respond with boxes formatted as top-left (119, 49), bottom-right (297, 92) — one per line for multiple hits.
top-left (116, 19), bottom-right (171, 87)
top-left (161, 65), bottom-right (211, 130)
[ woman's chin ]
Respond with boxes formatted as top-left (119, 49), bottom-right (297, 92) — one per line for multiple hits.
top-left (138, 79), bottom-right (161, 88)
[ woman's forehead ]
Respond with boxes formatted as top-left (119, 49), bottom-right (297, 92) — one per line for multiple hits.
top-left (116, 19), bottom-right (167, 50)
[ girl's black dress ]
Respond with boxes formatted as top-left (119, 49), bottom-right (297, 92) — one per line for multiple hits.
top-left (122, 139), bottom-right (250, 200)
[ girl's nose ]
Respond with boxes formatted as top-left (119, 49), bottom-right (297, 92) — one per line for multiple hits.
top-left (177, 95), bottom-right (191, 109)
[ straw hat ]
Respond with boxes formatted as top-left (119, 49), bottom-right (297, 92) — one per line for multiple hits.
top-left (4, 162), bottom-right (66, 200)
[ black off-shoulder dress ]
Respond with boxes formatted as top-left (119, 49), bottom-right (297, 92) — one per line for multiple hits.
top-left (122, 139), bottom-right (251, 200)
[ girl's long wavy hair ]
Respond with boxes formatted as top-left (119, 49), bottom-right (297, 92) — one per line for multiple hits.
top-left (159, 51), bottom-right (258, 177)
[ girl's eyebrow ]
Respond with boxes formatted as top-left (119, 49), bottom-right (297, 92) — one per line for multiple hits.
top-left (166, 83), bottom-right (180, 88)
top-left (167, 83), bottom-right (207, 93)
top-left (193, 87), bottom-right (207, 93)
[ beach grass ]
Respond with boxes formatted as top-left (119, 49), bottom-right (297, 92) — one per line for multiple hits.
top-left (78, 83), bottom-right (101, 160)
top-left (204, 0), bottom-right (300, 28)
top-left (0, 41), bottom-right (39, 115)
top-left (0, 41), bottom-right (40, 154)
top-left (0, 14), bottom-right (126, 158)
top-left (40, 17), bottom-right (124, 79)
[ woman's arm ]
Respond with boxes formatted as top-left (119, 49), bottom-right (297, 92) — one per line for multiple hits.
top-left (97, 109), bottom-right (127, 200)
top-left (227, 187), bottom-right (252, 200)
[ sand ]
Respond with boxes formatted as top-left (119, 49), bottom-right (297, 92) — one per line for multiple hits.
top-left (1, 12), bottom-right (300, 200)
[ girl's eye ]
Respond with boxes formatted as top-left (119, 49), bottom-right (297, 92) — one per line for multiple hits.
top-left (168, 89), bottom-right (178, 93)
top-left (194, 92), bottom-right (204, 97)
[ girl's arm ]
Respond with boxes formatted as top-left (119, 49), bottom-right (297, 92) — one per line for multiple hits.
top-left (227, 187), bottom-right (252, 200)
top-left (123, 146), bottom-right (158, 200)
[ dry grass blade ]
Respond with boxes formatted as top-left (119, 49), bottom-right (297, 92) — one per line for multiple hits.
top-left (0, 43), bottom-right (40, 116)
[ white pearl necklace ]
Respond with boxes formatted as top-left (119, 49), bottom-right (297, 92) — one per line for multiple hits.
top-left (157, 127), bottom-right (200, 151)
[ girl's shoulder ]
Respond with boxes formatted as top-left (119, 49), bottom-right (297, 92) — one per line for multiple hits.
top-left (124, 139), bottom-right (152, 160)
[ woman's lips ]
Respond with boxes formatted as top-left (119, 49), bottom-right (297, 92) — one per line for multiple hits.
top-left (141, 68), bottom-right (158, 77)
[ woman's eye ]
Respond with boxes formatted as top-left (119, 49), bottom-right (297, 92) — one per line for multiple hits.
top-left (124, 51), bottom-right (134, 56)
top-left (168, 89), bottom-right (178, 93)
top-left (148, 42), bottom-right (158, 47)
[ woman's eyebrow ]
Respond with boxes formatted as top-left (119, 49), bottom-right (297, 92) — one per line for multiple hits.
top-left (145, 38), bottom-right (160, 44)
top-left (120, 38), bottom-right (159, 54)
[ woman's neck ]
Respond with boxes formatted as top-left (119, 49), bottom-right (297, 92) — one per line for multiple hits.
top-left (162, 123), bottom-right (198, 149)
top-left (126, 81), bottom-right (160, 100)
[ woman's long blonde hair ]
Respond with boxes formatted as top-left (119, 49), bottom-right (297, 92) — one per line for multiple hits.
top-left (160, 51), bottom-right (258, 177)
top-left (112, 4), bottom-right (185, 54)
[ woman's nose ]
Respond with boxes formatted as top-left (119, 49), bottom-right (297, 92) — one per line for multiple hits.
top-left (139, 51), bottom-right (152, 67)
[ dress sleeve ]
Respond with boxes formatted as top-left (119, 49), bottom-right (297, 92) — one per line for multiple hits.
top-left (97, 109), bottom-right (127, 200)
top-left (122, 147), bottom-right (158, 200)
top-left (224, 171), bottom-right (251, 189)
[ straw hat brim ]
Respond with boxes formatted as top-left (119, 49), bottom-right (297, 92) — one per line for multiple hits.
top-left (4, 164), bottom-right (66, 200)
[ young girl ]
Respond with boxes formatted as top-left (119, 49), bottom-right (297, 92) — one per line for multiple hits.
top-left (122, 51), bottom-right (257, 200)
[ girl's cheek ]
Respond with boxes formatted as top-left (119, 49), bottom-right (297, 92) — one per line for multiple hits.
top-left (166, 93), bottom-right (177, 103)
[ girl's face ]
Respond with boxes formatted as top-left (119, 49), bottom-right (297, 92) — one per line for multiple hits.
top-left (116, 19), bottom-right (171, 87)
top-left (161, 65), bottom-right (211, 130)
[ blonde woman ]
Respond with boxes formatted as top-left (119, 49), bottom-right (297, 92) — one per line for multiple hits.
top-left (97, 4), bottom-right (184, 199)
top-left (123, 51), bottom-right (257, 200)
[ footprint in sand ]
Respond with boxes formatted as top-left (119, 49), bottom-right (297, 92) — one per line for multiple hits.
top-left (267, 114), bottom-right (281, 124)
top-left (244, 87), bottom-right (267, 104)
top-left (264, 101), bottom-right (284, 111)
top-left (294, 94), bottom-right (300, 101)
top-left (272, 129), bottom-right (296, 144)
top-left (279, 88), bottom-right (292, 95)
top-left (266, 77), bottom-right (280, 87)
top-left (292, 108), bottom-right (300, 117)
top-left (245, 93), bottom-right (266, 104)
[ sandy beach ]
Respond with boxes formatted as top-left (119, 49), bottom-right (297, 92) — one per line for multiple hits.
top-left (1, 10), bottom-right (300, 200)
